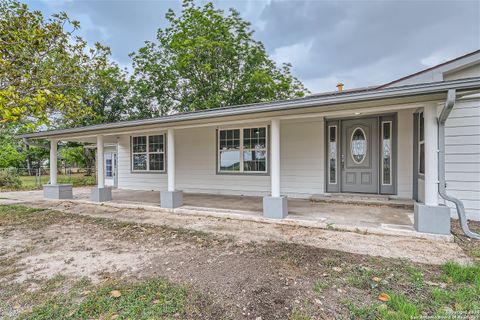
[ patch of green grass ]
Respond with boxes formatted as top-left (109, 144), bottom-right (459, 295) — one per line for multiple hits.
top-left (382, 293), bottom-right (419, 318)
top-left (345, 265), bottom-right (383, 290)
top-left (345, 293), bottom-right (419, 320)
top-left (1, 174), bottom-right (96, 191)
top-left (429, 261), bottom-right (480, 312)
top-left (21, 174), bottom-right (96, 188)
top-left (406, 265), bottom-right (424, 290)
top-left (313, 281), bottom-right (329, 293)
top-left (0, 205), bottom-right (59, 229)
top-left (344, 261), bottom-right (480, 319)
top-left (431, 286), bottom-right (480, 312)
top-left (441, 261), bottom-right (480, 286)
top-left (290, 309), bottom-right (311, 320)
top-left (344, 300), bottom-right (379, 320)
top-left (0, 204), bottom-right (228, 247)
top-left (20, 278), bottom-right (189, 320)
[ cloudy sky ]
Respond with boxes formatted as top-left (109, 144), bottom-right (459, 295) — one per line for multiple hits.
top-left (27, 0), bottom-right (480, 93)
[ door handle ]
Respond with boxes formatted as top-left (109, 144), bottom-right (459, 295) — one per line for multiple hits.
top-left (341, 154), bottom-right (345, 169)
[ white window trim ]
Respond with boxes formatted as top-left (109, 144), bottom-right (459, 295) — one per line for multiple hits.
top-left (217, 126), bottom-right (268, 174)
top-left (131, 134), bottom-right (166, 173)
top-left (381, 121), bottom-right (392, 186)
top-left (418, 112), bottom-right (425, 176)
top-left (328, 125), bottom-right (337, 184)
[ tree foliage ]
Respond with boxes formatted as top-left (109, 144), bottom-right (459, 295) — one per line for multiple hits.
top-left (130, 0), bottom-right (308, 116)
top-left (71, 63), bottom-right (131, 126)
top-left (0, 0), bottom-right (111, 129)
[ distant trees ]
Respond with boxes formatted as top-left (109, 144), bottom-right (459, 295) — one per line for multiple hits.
top-left (0, 0), bottom-right (130, 172)
top-left (1, 0), bottom-right (309, 172)
top-left (130, 0), bottom-right (308, 116)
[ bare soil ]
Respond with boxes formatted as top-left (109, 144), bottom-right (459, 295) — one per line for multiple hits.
top-left (1, 198), bottom-right (471, 265)
top-left (1, 202), bottom-right (477, 319)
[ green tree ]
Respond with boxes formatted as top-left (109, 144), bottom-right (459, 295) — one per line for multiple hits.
top-left (72, 63), bottom-right (131, 126)
top-left (0, 0), bottom-right (111, 129)
top-left (59, 145), bottom-right (86, 168)
top-left (0, 138), bottom-right (25, 168)
top-left (130, 0), bottom-right (308, 116)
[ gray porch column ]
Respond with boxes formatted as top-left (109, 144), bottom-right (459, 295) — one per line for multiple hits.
top-left (414, 103), bottom-right (450, 235)
top-left (91, 135), bottom-right (112, 202)
top-left (43, 139), bottom-right (73, 199)
top-left (161, 128), bottom-right (183, 208)
top-left (263, 119), bottom-right (288, 219)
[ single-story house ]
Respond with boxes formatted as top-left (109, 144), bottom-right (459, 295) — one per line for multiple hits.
top-left (19, 50), bottom-right (480, 237)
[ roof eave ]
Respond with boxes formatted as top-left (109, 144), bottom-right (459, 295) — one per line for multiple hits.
top-left (18, 77), bottom-right (480, 139)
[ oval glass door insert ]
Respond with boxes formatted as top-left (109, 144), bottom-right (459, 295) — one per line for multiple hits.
top-left (351, 127), bottom-right (367, 164)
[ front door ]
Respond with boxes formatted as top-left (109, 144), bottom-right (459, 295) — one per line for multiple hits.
top-left (341, 118), bottom-right (378, 193)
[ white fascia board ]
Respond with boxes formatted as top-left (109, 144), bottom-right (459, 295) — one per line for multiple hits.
top-left (18, 77), bottom-right (480, 140)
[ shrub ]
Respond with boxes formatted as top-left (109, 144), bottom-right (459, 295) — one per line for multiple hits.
top-left (0, 168), bottom-right (22, 189)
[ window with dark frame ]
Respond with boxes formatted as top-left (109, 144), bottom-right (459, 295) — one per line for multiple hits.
top-left (243, 127), bottom-right (267, 172)
top-left (132, 134), bottom-right (165, 172)
top-left (218, 127), bottom-right (267, 173)
top-left (105, 156), bottom-right (113, 178)
top-left (328, 125), bottom-right (337, 184)
top-left (419, 112), bottom-right (425, 175)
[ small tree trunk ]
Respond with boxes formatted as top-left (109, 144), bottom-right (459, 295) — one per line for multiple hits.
top-left (25, 145), bottom-right (33, 176)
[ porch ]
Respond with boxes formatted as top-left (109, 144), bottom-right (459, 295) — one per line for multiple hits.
top-left (3, 186), bottom-right (448, 238)
top-left (31, 89), bottom-right (458, 236)
top-left (69, 188), bottom-right (417, 236)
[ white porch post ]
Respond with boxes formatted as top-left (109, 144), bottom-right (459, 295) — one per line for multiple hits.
top-left (424, 103), bottom-right (439, 206)
top-left (413, 103), bottom-right (451, 235)
top-left (160, 128), bottom-right (183, 208)
top-left (91, 134), bottom-right (111, 202)
top-left (49, 139), bottom-right (58, 185)
top-left (97, 135), bottom-right (105, 189)
top-left (43, 139), bottom-right (73, 199)
top-left (167, 128), bottom-right (175, 192)
top-left (271, 119), bottom-right (281, 198)
top-left (263, 118), bottom-right (288, 219)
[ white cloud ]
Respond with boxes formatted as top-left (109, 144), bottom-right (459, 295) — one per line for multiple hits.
top-left (27, 0), bottom-right (480, 94)
top-left (270, 40), bottom-right (313, 66)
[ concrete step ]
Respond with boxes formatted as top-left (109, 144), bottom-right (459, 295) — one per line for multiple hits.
top-left (310, 193), bottom-right (414, 209)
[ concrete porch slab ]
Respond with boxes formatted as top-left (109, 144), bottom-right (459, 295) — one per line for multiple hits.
top-left (0, 187), bottom-right (452, 241)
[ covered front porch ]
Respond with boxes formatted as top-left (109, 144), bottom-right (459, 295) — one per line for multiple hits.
top-left (62, 188), bottom-right (416, 236)
top-left (26, 81), bottom-right (479, 237)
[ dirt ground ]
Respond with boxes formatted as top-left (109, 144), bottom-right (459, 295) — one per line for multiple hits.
top-left (1, 199), bottom-right (478, 319)
top-left (0, 198), bottom-right (470, 265)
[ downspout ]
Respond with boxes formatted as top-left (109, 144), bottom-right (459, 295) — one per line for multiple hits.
top-left (438, 89), bottom-right (480, 239)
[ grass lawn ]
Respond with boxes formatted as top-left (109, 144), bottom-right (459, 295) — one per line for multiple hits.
top-left (6, 174), bottom-right (96, 191)
top-left (0, 204), bottom-right (479, 319)
top-left (14, 277), bottom-right (193, 320)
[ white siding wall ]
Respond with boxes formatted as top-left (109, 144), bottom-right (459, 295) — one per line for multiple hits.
top-left (116, 118), bottom-right (326, 197)
top-left (117, 135), bottom-right (167, 190)
top-left (397, 109), bottom-right (414, 199)
top-left (115, 113), bottom-right (416, 200)
top-left (280, 118), bottom-right (325, 197)
top-left (175, 126), bottom-right (269, 196)
top-left (444, 97), bottom-right (480, 220)
top-left (443, 62), bottom-right (480, 81)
